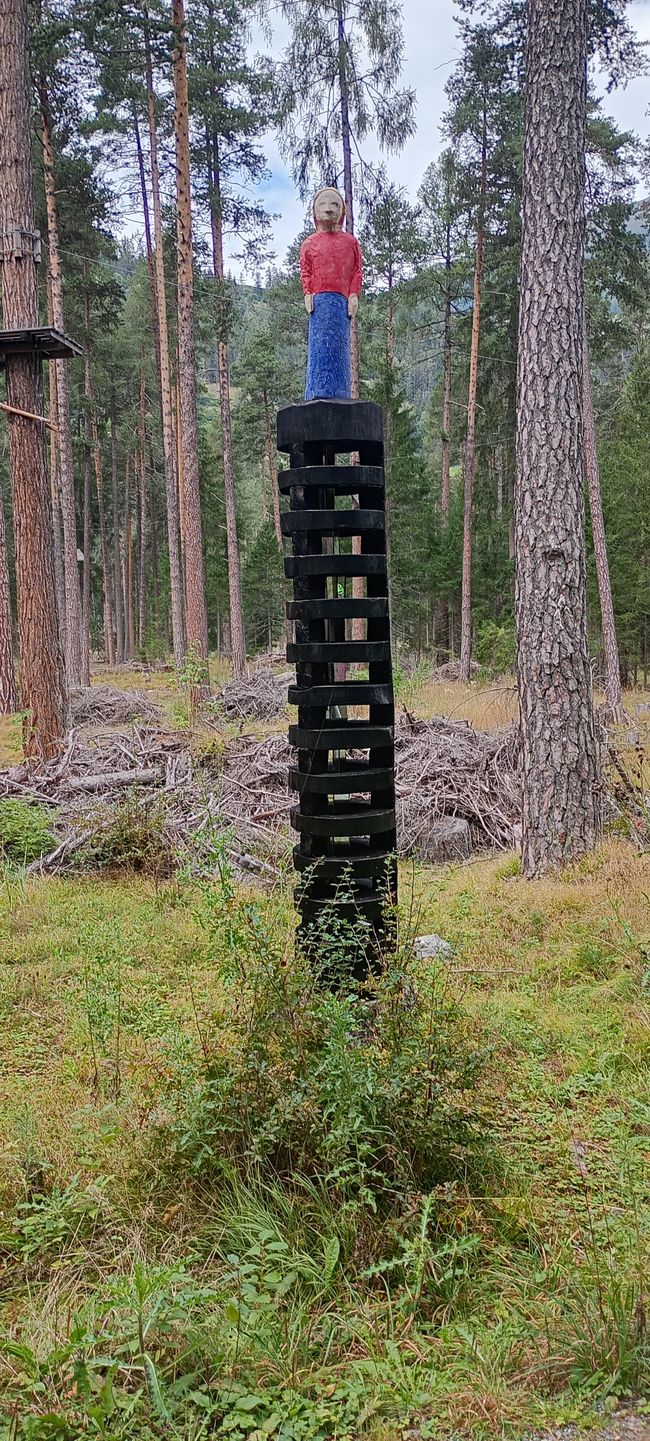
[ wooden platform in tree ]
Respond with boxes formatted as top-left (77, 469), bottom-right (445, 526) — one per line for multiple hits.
top-left (0, 326), bottom-right (82, 366)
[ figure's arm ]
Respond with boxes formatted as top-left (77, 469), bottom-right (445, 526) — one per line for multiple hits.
top-left (348, 238), bottom-right (362, 317)
top-left (300, 241), bottom-right (314, 314)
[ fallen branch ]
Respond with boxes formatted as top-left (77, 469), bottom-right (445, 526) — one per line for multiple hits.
top-left (66, 768), bottom-right (161, 794)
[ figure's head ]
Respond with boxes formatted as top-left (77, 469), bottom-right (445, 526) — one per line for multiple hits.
top-left (313, 186), bottom-right (345, 231)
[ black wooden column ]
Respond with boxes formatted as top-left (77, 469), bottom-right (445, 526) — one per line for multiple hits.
top-left (277, 399), bottom-right (397, 967)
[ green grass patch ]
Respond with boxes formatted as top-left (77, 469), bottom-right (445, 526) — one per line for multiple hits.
top-left (0, 842), bottom-right (649, 1437)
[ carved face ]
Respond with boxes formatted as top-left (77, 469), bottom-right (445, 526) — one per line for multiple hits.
top-left (313, 187), bottom-right (345, 231)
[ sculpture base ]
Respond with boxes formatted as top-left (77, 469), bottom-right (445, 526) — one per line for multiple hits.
top-left (278, 399), bottom-right (396, 978)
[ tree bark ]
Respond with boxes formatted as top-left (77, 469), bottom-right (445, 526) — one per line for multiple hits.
top-left (336, 0), bottom-right (358, 397)
top-left (582, 316), bottom-right (623, 720)
top-left (440, 220), bottom-right (452, 529)
top-left (263, 388), bottom-right (282, 549)
top-left (82, 419), bottom-right (92, 685)
top-left (124, 456), bottom-right (135, 659)
top-left (515, 0), bottom-right (602, 876)
top-left (172, 0), bottom-right (210, 683)
top-left (0, 0), bottom-right (67, 756)
top-left (46, 345), bottom-right (66, 644)
top-left (0, 477), bottom-right (17, 713)
top-left (144, 15), bottom-right (185, 668)
top-left (138, 365), bottom-right (147, 651)
top-left (38, 77), bottom-right (83, 688)
top-left (204, 27), bottom-right (246, 679)
top-left (459, 104), bottom-right (487, 683)
top-left (110, 385), bottom-right (124, 662)
top-left (133, 101), bottom-right (162, 391)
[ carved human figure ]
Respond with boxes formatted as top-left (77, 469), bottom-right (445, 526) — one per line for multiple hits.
top-left (299, 186), bottom-right (362, 401)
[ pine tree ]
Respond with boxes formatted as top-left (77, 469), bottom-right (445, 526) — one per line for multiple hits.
top-left (188, 0), bottom-right (275, 678)
top-left (33, 3), bottom-right (84, 686)
top-left (0, 0), bottom-right (67, 755)
top-left (279, 0), bottom-right (416, 394)
top-left (0, 477), bottom-right (17, 714)
top-left (172, 0), bottom-right (209, 682)
top-left (515, 0), bottom-right (601, 875)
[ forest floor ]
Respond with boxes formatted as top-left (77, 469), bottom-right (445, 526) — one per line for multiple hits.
top-left (0, 664), bottom-right (649, 1440)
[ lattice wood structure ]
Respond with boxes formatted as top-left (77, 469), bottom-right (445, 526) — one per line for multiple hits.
top-left (278, 399), bottom-right (396, 963)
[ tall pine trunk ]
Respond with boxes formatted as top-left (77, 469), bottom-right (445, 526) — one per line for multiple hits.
top-left (39, 77), bottom-right (83, 688)
top-left (0, 0), bottom-right (67, 755)
top-left (172, 0), bottom-right (210, 683)
top-left (263, 388), bottom-right (282, 549)
top-left (459, 105), bottom-right (487, 683)
top-left (123, 457), bottom-right (135, 659)
top-left (0, 478), bottom-right (17, 713)
top-left (82, 421), bottom-right (92, 686)
top-left (204, 2), bottom-right (247, 679)
top-left (144, 15), bottom-right (185, 668)
top-left (138, 366), bottom-right (147, 651)
top-left (110, 386), bottom-right (124, 663)
top-left (133, 102), bottom-right (162, 390)
top-left (582, 316), bottom-right (622, 720)
top-left (441, 221), bottom-right (452, 529)
top-left (46, 344), bottom-right (66, 643)
top-left (515, 0), bottom-right (601, 876)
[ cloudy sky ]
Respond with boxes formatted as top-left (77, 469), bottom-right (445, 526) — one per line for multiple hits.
top-left (232, 0), bottom-right (650, 274)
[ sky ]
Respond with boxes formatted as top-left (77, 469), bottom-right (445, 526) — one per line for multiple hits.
top-left (226, 0), bottom-right (650, 275)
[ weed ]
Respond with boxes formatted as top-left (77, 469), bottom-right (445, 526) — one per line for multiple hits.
top-left (79, 793), bottom-right (172, 876)
top-left (0, 802), bottom-right (56, 865)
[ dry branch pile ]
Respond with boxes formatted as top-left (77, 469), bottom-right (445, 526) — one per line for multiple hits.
top-left (430, 659), bottom-right (481, 682)
top-left (395, 712), bottom-right (519, 850)
top-left (217, 669), bottom-right (291, 723)
top-left (0, 708), bottom-right (524, 875)
top-left (70, 685), bottom-right (162, 727)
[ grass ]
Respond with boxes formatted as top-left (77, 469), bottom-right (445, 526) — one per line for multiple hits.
top-left (0, 838), bottom-right (649, 1438)
top-left (1, 663), bottom-right (649, 1438)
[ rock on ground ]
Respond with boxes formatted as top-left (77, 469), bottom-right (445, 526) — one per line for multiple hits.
top-left (414, 934), bottom-right (453, 961)
top-left (417, 816), bottom-right (471, 864)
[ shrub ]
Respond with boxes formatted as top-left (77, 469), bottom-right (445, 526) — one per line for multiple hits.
top-left (0, 799), bottom-right (56, 864)
top-left (80, 792), bottom-right (172, 876)
top-left (474, 619), bottom-right (516, 674)
top-left (174, 855), bottom-right (488, 1221)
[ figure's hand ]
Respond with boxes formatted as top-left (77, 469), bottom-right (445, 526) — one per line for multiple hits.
top-left (348, 293), bottom-right (359, 319)
top-left (304, 293), bottom-right (314, 314)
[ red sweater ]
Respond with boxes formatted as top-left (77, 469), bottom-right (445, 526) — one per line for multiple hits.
top-left (300, 229), bottom-right (363, 299)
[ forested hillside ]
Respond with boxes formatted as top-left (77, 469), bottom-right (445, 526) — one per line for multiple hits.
top-left (0, 0), bottom-right (647, 697)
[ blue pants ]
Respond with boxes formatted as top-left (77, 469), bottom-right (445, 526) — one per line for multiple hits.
top-left (305, 291), bottom-right (351, 401)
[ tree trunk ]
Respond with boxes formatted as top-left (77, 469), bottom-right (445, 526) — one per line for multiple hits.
top-left (515, 0), bottom-right (601, 876)
top-left (144, 15), bottom-right (184, 668)
top-left (0, 478), bottom-right (17, 713)
top-left (133, 101), bottom-right (162, 392)
top-left (124, 457), bottom-right (135, 659)
top-left (459, 105), bottom-right (487, 683)
top-left (205, 95), bottom-right (246, 675)
top-left (82, 421), bottom-right (92, 685)
top-left (138, 366), bottom-right (147, 651)
top-left (582, 316), bottom-right (622, 720)
top-left (441, 223), bottom-right (452, 529)
top-left (39, 77), bottom-right (83, 688)
top-left (336, 0), bottom-right (358, 397)
top-left (172, 0), bottom-right (210, 684)
top-left (85, 323), bottom-right (115, 668)
top-left (110, 386), bottom-right (124, 662)
top-left (46, 347), bottom-right (66, 643)
top-left (0, 0), bottom-right (67, 756)
top-left (263, 388), bottom-right (282, 549)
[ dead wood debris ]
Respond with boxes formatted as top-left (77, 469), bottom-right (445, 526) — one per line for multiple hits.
top-left (70, 685), bottom-right (162, 727)
top-left (1, 703), bottom-right (643, 878)
top-left (217, 669), bottom-right (291, 723)
top-left (429, 659), bottom-right (481, 682)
